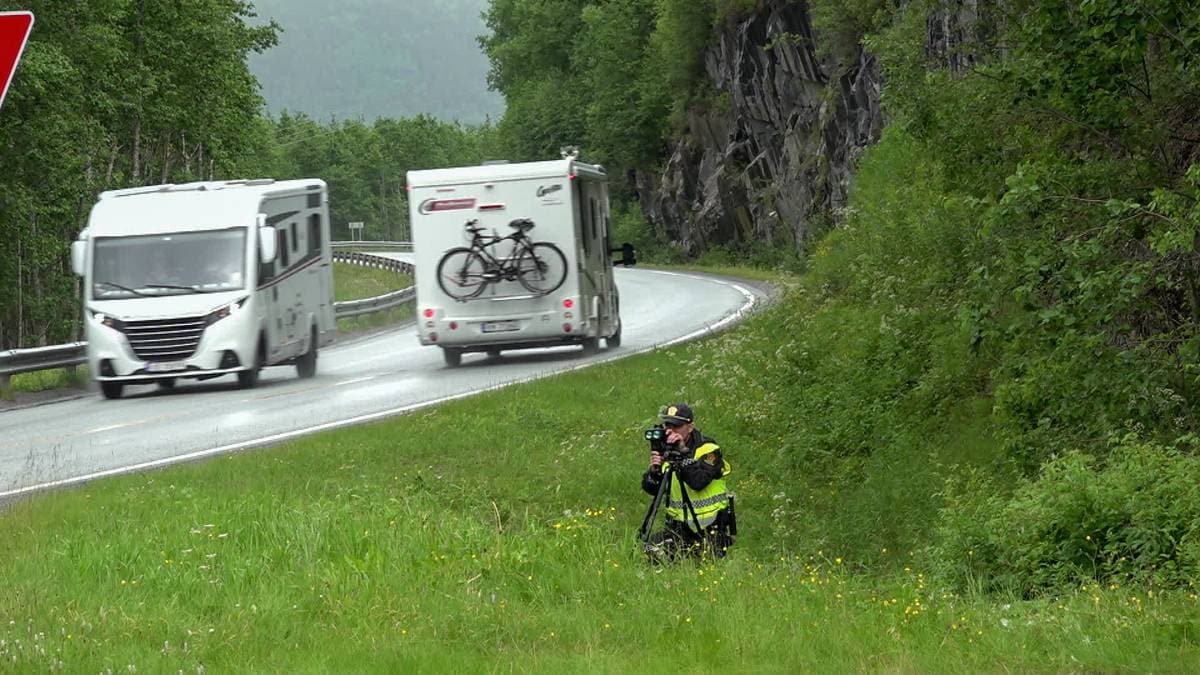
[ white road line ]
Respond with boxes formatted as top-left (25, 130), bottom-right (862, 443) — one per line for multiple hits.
top-left (336, 375), bottom-right (378, 386)
top-left (1, 272), bottom-right (760, 500)
top-left (87, 422), bottom-right (134, 434)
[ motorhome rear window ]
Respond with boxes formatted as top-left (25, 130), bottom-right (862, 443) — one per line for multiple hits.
top-left (91, 228), bottom-right (246, 299)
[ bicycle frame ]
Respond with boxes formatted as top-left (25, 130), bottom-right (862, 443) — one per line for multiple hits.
top-left (465, 227), bottom-right (536, 279)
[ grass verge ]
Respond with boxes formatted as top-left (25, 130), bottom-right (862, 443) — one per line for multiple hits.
top-left (1, 271), bottom-right (1197, 671)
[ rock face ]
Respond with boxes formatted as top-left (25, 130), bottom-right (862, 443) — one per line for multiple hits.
top-left (637, 0), bottom-right (883, 255)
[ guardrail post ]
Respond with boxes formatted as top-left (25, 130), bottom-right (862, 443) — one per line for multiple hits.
top-left (0, 373), bottom-right (9, 390)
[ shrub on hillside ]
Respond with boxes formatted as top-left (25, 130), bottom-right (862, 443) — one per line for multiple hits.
top-left (931, 437), bottom-right (1200, 596)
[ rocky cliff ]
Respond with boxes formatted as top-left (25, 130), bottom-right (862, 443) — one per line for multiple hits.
top-left (637, 0), bottom-right (884, 256)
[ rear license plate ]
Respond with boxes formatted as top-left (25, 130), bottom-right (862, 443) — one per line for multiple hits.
top-left (146, 360), bottom-right (187, 373)
top-left (481, 320), bottom-right (520, 333)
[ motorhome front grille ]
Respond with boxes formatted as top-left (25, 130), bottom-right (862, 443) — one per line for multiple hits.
top-left (123, 316), bottom-right (207, 362)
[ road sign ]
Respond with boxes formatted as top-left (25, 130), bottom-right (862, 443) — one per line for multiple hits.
top-left (0, 11), bottom-right (34, 111)
top-left (348, 221), bottom-right (364, 241)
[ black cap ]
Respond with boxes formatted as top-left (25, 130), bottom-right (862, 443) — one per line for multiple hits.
top-left (660, 403), bottom-right (694, 426)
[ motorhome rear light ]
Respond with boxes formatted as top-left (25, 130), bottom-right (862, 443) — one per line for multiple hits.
top-left (568, 173), bottom-right (577, 181)
top-left (449, 321), bottom-right (458, 330)
top-left (563, 323), bottom-right (573, 333)
top-left (478, 203), bottom-right (505, 211)
top-left (423, 308), bottom-right (434, 318)
top-left (564, 312), bottom-right (573, 320)
top-left (563, 299), bottom-right (574, 309)
top-left (425, 321), bottom-right (434, 328)
top-left (429, 332), bottom-right (438, 342)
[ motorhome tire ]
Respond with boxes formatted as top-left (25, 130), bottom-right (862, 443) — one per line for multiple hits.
top-left (607, 319), bottom-right (622, 348)
top-left (100, 381), bottom-right (124, 400)
top-left (237, 342), bottom-right (265, 389)
top-left (296, 327), bottom-right (318, 378)
top-left (582, 337), bottom-right (600, 355)
top-left (443, 347), bottom-right (462, 367)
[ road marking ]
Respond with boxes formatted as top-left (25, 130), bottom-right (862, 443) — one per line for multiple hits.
top-left (1, 272), bottom-right (760, 500)
top-left (336, 375), bottom-right (378, 386)
top-left (87, 422), bottom-right (133, 434)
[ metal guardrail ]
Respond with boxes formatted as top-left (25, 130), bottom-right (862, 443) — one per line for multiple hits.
top-left (331, 241), bottom-right (413, 251)
top-left (0, 250), bottom-right (415, 387)
top-left (0, 343), bottom-right (88, 388)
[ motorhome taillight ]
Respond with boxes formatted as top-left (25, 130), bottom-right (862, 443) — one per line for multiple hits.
top-left (563, 323), bottom-right (573, 333)
top-left (563, 299), bottom-right (573, 309)
top-left (449, 321), bottom-right (458, 330)
top-left (423, 308), bottom-right (434, 318)
top-left (429, 332), bottom-right (438, 342)
top-left (478, 203), bottom-right (505, 211)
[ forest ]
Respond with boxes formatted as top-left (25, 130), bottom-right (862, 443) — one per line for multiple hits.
top-left (0, 1), bottom-right (499, 350)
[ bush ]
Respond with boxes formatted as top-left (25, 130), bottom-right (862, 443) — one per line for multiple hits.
top-left (932, 437), bottom-right (1200, 596)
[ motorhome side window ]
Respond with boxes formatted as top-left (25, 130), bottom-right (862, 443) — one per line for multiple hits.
top-left (309, 214), bottom-right (321, 255)
top-left (589, 198), bottom-right (598, 241)
top-left (580, 189), bottom-right (593, 256)
top-left (278, 228), bottom-right (290, 268)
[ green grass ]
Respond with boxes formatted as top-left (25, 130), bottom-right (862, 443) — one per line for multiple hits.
top-left (334, 262), bottom-right (415, 334)
top-left (2, 279), bottom-right (1197, 671)
top-left (2, 365), bottom-right (89, 397)
top-left (333, 262), bottom-right (412, 302)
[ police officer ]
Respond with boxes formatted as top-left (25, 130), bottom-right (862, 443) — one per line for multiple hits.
top-left (641, 403), bottom-right (735, 560)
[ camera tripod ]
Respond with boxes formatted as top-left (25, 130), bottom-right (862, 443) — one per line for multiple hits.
top-left (638, 464), bottom-right (715, 561)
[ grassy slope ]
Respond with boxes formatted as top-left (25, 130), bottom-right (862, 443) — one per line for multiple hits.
top-left (1, 271), bottom-right (1196, 671)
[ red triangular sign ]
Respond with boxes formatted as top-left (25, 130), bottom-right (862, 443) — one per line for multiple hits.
top-left (0, 11), bottom-right (35, 111)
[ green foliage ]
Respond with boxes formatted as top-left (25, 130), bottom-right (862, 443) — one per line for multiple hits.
top-left (481, 0), bottom-right (721, 175)
top-left (0, 0), bottom-right (278, 350)
top-left (269, 113), bottom-right (499, 240)
top-left (933, 437), bottom-right (1200, 596)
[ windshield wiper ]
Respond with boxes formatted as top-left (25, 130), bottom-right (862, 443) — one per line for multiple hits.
top-left (142, 283), bottom-right (196, 291)
top-left (142, 283), bottom-right (231, 295)
top-left (95, 281), bottom-right (150, 297)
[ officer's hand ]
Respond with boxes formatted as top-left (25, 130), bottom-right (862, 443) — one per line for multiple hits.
top-left (665, 428), bottom-right (685, 449)
top-left (649, 451), bottom-right (663, 472)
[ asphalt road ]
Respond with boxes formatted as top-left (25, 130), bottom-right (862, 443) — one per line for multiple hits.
top-left (0, 267), bottom-right (764, 498)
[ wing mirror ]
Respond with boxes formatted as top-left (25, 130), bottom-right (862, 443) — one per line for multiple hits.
top-left (70, 240), bottom-right (87, 276)
top-left (611, 242), bottom-right (637, 266)
top-left (257, 214), bottom-right (277, 263)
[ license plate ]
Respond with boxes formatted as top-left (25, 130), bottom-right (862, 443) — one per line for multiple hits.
top-left (146, 360), bottom-right (187, 373)
top-left (481, 320), bottom-right (520, 333)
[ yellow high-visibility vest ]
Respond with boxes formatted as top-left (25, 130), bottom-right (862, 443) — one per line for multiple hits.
top-left (664, 441), bottom-right (731, 532)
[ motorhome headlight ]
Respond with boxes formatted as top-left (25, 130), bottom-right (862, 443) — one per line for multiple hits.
top-left (206, 297), bottom-right (249, 326)
top-left (87, 308), bottom-right (125, 331)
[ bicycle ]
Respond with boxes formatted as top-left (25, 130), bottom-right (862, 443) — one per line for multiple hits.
top-left (436, 218), bottom-right (568, 301)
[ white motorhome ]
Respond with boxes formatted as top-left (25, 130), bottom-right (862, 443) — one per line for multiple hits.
top-left (71, 179), bottom-right (336, 399)
top-left (407, 158), bottom-right (635, 366)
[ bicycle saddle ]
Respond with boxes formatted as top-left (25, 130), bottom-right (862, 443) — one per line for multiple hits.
top-left (464, 219), bottom-right (484, 232)
top-left (509, 218), bottom-right (534, 232)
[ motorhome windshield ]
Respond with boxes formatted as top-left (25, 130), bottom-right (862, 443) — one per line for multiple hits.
top-left (91, 228), bottom-right (247, 299)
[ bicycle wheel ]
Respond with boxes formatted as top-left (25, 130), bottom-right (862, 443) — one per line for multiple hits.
top-left (515, 242), bottom-right (568, 295)
top-left (437, 247), bottom-right (489, 301)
